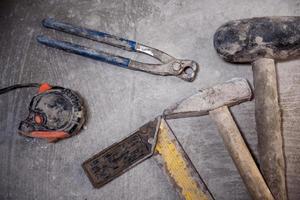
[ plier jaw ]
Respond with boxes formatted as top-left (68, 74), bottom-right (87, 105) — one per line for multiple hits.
top-left (173, 60), bottom-right (199, 82)
top-left (128, 59), bottom-right (199, 82)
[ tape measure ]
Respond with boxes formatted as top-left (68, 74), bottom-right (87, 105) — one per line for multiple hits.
top-left (0, 83), bottom-right (85, 142)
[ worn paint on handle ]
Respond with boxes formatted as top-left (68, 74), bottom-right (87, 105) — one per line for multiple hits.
top-left (37, 35), bottom-right (130, 68)
top-left (155, 119), bottom-right (212, 200)
top-left (43, 18), bottom-right (137, 51)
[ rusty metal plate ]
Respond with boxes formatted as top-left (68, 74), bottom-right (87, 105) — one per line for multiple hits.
top-left (82, 117), bottom-right (160, 188)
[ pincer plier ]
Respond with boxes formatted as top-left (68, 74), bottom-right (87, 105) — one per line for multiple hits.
top-left (37, 18), bottom-right (198, 82)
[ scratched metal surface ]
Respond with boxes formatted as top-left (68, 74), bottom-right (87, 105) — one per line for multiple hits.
top-left (0, 0), bottom-right (299, 200)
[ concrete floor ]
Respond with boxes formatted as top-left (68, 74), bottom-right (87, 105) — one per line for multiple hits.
top-left (0, 0), bottom-right (299, 199)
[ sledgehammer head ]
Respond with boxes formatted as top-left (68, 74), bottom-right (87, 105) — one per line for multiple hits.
top-left (214, 16), bottom-right (300, 63)
top-left (164, 78), bottom-right (252, 119)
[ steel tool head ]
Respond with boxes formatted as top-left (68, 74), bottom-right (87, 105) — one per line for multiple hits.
top-left (214, 16), bottom-right (300, 63)
top-left (164, 78), bottom-right (252, 119)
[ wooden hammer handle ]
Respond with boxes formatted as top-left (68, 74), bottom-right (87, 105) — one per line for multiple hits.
top-left (253, 58), bottom-right (287, 200)
top-left (210, 106), bottom-right (274, 200)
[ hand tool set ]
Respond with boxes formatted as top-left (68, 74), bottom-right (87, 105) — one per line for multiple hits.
top-left (2, 15), bottom-right (298, 200)
top-left (82, 78), bottom-right (273, 200)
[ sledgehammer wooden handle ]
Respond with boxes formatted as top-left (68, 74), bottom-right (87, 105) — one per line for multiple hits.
top-left (253, 58), bottom-right (287, 200)
top-left (210, 106), bottom-right (274, 200)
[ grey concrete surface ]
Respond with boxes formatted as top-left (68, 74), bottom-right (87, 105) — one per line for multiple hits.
top-left (0, 0), bottom-right (299, 199)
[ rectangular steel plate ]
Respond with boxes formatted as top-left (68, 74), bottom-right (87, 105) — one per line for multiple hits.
top-left (82, 118), bottom-right (159, 188)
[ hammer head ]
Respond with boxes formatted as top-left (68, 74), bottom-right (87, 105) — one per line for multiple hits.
top-left (214, 16), bottom-right (300, 63)
top-left (164, 78), bottom-right (252, 119)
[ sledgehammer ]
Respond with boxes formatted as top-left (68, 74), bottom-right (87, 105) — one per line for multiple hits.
top-left (213, 16), bottom-right (300, 200)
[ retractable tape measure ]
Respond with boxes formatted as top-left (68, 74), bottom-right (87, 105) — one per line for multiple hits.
top-left (0, 83), bottom-right (85, 142)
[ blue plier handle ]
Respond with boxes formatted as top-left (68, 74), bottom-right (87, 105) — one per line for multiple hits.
top-left (37, 18), bottom-right (198, 82)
